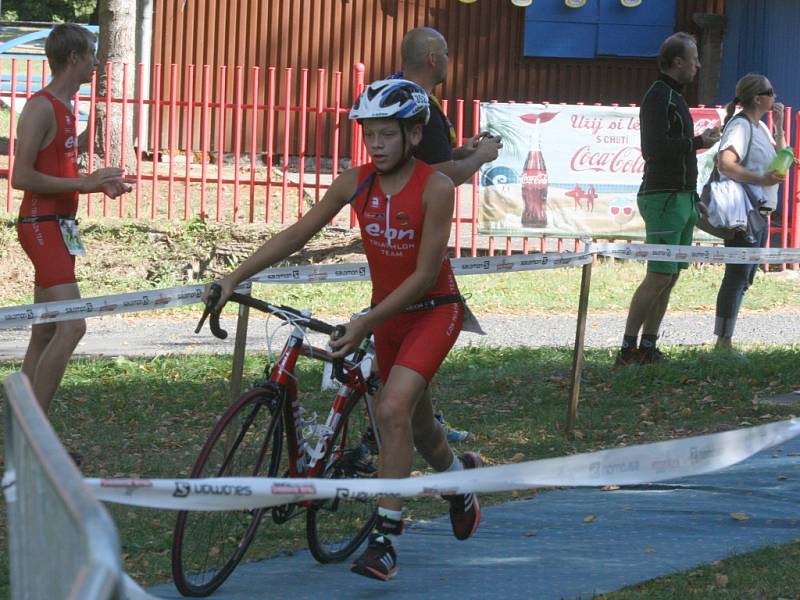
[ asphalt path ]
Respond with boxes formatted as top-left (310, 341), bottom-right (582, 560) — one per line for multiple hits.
top-left (1, 310), bottom-right (798, 360)
top-left (147, 431), bottom-right (800, 600)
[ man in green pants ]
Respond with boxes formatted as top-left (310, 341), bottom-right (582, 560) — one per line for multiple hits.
top-left (616, 32), bottom-right (720, 365)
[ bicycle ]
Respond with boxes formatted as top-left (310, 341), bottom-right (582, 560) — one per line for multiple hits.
top-left (171, 284), bottom-right (382, 597)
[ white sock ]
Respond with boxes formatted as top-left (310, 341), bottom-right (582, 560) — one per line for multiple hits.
top-left (444, 454), bottom-right (464, 473)
top-left (376, 507), bottom-right (403, 543)
top-left (378, 507), bottom-right (403, 522)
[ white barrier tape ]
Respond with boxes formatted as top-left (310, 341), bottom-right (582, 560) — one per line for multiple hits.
top-left (1, 242), bottom-right (795, 330)
top-left (592, 241), bottom-right (800, 265)
top-left (250, 251), bottom-right (593, 286)
top-left (0, 282), bottom-right (253, 330)
top-left (451, 251), bottom-right (593, 275)
top-left (0, 284), bottom-right (205, 329)
top-left (0, 252), bottom-right (590, 330)
top-left (86, 418), bottom-right (800, 512)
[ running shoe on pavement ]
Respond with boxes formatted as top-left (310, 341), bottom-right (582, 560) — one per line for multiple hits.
top-left (351, 533), bottom-right (397, 581)
top-left (442, 452), bottom-right (482, 540)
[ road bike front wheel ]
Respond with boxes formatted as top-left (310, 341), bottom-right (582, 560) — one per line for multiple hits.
top-left (171, 388), bottom-right (284, 597)
top-left (306, 392), bottom-right (380, 563)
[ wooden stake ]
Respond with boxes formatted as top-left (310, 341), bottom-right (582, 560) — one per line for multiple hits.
top-left (566, 261), bottom-right (593, 437)
top-left (229, 297), bottom-right (250, 405)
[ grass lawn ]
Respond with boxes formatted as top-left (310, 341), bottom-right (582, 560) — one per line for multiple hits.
top-left (1, 344), bottom-right (799, 598)
top-left (605, 540), bottom-right (800, 598)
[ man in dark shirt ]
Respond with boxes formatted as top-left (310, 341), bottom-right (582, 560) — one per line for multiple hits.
top-left (616, 32), bottom-right (720, 366)
top-left (393, 27), bottom-right (502, 442)
top-left (400, 27), bottom-right (502, 184)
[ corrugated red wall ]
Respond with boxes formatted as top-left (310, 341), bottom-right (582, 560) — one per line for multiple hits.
top-left (151, 0), bottom-right (726, 154)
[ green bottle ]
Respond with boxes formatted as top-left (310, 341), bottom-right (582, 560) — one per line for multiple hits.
top-left (769, 147), bottom-right (795, 178)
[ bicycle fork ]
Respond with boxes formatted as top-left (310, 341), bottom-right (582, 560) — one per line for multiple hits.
top-left (306, 336), bottom-right (380, 477)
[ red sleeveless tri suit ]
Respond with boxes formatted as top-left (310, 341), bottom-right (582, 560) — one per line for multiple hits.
top-left (351, 160), bottom-right (463, 382)
top-left (16, 89), bottom-right (80, 288)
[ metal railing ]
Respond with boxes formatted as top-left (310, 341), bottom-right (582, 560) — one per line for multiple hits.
top-left (3, 372), bottom-right (123, 600)
top-left (0, 58), bottom-right (797, 263)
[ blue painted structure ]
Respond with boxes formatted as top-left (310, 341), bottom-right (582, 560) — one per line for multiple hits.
top-left (718, 0), bottom-right (799, 233)
top-left (523, 0), bottom-right (674, 59)
top-left (718, 0), bottom-right (800, 110)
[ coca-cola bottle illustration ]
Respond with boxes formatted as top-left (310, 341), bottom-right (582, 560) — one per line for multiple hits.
top-left (520, 122), bottom-right (548, 228)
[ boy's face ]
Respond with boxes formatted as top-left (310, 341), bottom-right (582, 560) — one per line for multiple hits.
top-left (362, 119), bottom-right (422, 171)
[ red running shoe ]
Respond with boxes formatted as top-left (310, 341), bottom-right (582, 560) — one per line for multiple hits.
top-left (443, 452), bottom-right (482, 540)
top-left (351, 534), bottom-right (397, 581)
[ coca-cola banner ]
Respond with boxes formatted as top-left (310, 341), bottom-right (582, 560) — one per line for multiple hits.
top-left (478, 103), bottom-right (725, 238)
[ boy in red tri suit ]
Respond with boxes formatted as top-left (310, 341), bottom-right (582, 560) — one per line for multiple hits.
top-left (14, 24), bottom-right (130, 416)
top-left (207, 79), bottom-right (482, 581)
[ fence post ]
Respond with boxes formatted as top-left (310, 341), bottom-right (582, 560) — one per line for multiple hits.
top-left (281, 67), bottom-right (293, 224)
top-left (566, 261), bottom-right (593, 437)
top-left (5, 58), bottom-right (17, 213)
top-left (351, 63), bottom-right (365, 167)
top-left (229, 284), bottom-right (252, 405)
top-left (349, 63), bottom-right (366, 228)
top-left (471, 99), bottom-right (481, 257)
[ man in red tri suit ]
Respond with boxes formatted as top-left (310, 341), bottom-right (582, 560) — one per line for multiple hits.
top-left (14, 24), bottom-right (131, 418)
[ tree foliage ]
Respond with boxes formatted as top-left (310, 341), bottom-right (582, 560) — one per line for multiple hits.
top-left (2, 0), bottom-right (97, 23)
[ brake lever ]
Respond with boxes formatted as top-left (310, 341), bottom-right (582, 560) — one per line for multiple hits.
top-left (330, 324), bottom-right (348, 383)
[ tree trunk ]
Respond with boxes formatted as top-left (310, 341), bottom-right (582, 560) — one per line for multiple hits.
top-left (95, 0), bottom-right (137, 173)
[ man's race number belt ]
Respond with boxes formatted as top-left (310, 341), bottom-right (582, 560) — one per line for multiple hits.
top-left (17, 214), bottom-right (76, 224)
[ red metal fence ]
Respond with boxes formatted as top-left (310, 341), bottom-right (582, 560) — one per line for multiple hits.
top-left (1, 58), bottom-right (798, 261)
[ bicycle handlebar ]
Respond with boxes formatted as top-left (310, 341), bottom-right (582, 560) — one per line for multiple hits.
top-left (196, 283), bottom-right (350, 382)
top-left (197, 283), bottom-right (340, 338)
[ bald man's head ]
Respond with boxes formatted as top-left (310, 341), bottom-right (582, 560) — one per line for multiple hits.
top-left (401, 27), bottom-right (448, 87)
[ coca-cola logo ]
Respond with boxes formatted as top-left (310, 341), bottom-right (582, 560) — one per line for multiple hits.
top-left (521, 173), bottom-right (548, 186)
top-left (570, 146), bottom-right (644, 174)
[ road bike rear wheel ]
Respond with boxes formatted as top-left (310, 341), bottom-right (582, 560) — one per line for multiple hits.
top-left (306, 392), bottom-right (380, 563)
top-left (171, 388), bottom-right (284, 597)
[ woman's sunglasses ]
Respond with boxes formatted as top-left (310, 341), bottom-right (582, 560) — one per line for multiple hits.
top-left (757, 88), bottom-right (775, 97)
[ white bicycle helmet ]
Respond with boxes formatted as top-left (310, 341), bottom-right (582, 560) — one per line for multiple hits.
top-left (349, 78), bottom-right (430, 125)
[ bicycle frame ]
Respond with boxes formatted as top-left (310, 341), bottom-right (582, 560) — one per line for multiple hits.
top-left (173, 292), bottom-right (383, 596)
top-left (266, 314), bottom-right (380, 482)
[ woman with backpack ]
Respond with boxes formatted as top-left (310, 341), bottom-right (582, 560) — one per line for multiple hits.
top-left (713, 73), bottom-right (787, 350)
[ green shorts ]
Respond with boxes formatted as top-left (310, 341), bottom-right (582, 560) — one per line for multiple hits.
top-left (637, 191), bottom-right (697, 274)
